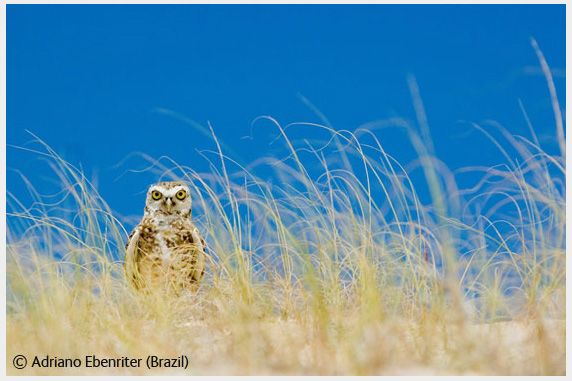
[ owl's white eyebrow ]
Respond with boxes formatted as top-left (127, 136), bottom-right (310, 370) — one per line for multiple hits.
top-left (164, 187), bottom-right (186, 197)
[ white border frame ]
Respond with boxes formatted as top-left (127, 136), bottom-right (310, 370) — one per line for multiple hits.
top-left (1, 1), bottom-right (568, 380)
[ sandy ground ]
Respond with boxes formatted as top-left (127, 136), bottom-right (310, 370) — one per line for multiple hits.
top-left (7, 310), bottom-right (565, 376)
top-left (186, 318), bottom-right (566, 375)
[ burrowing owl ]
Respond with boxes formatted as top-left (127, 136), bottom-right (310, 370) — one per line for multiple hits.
top-left (125, 181), bottom-right (206, 295)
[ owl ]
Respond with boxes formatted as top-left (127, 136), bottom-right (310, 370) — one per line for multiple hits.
top-left (125, 181), bottom-right (206, 295)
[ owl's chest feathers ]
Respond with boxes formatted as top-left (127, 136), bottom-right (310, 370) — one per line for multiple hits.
top-left (143, 215), bottom-right (195, 263)
top-left (156, 228), bottom-right (173, 262)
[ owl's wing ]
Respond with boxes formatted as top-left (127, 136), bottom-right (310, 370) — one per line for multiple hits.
top-left (188, 226), bottom-right (207, 281)
top-left (125, 227), bottom-right (143, 289)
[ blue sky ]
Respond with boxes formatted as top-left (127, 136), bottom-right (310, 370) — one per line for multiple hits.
top-left (7, 5), bottom-right (565, 220)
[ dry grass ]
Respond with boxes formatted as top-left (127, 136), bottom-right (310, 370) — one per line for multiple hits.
top-left (6, 43), bottom-right (565, 375)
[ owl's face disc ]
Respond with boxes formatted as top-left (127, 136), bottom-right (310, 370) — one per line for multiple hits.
top-left (145, 181), bottom-right (192, 217)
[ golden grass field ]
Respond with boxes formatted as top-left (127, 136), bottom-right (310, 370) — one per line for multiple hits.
top-left (6, 45), bottom-right (565, 375)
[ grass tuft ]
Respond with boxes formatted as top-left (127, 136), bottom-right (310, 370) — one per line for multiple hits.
top-left (7, 67), bottom-right (565, 375)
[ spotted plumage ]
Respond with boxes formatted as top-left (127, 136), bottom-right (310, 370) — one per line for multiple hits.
top-left (125, 181), bottom-right (206, 295)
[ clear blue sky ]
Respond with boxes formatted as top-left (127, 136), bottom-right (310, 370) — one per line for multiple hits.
top-left (7, 5), bottom-right (565, 220)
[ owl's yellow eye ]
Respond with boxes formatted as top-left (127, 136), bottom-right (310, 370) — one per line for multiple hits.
top-left (151, 190), bottom-right (162, 200)
top-left (176, 190), bottom-right (187, 200)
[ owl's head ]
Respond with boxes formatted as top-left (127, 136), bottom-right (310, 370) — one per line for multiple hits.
top-left (144, 181), bottom-right (192, 218)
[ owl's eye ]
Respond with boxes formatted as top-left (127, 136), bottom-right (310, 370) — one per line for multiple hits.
top-left (176, 190), bottom-right (187, 200)
top-left (151, 190), bottom-right (162, 200)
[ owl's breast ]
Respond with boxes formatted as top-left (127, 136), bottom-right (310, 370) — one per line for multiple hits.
top-left (132, 216), bottom-right (205, 292)
top-left (157, 231), bottom-right (173, 262)
top-left (155, 221), bottom-right (199, 262)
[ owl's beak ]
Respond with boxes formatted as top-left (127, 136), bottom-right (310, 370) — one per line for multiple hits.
top-left (164, 197), bottom-right (173, 211)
